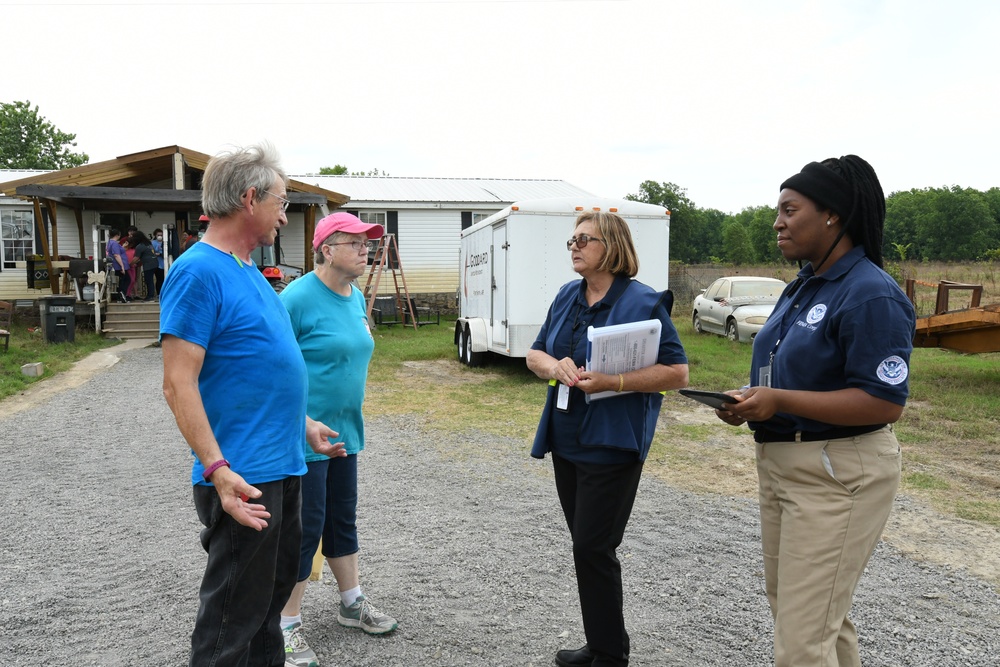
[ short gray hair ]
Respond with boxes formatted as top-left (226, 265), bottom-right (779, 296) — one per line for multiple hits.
top-left (201, 142), bottom-right (288, 219)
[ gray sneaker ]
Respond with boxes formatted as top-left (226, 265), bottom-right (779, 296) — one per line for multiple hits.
top-left (283, 622), bottom-right (319, 667)
top-left (337, 594), bottom-right (398, 635)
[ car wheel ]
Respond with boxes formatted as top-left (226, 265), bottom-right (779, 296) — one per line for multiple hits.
top-left (726, 319), bottom-right (740, 342)
top-left (693, 313), bottom-right (704, 334)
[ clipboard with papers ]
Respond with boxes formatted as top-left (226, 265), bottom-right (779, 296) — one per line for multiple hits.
top-left (585, 319), bottom-right (662, 402)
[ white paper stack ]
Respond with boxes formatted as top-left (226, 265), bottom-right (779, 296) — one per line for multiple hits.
top-left (585, 319), bottom-right (662, 402)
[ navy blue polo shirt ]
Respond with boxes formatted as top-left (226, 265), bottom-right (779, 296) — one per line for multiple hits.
top-left (749, 246), bottom-right (915, 435)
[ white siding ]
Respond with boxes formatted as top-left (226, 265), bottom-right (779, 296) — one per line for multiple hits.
top-left (391, 209), bottom-right (462, 294)
top-left (0, 271), bottom-right (52, 300)
top-left (277, 213), bottom-right (307, 269)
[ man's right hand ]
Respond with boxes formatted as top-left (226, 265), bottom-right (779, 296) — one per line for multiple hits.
top-left (213, 468), bottom-right (270, 530)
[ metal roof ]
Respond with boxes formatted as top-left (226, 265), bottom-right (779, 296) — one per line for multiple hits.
top-left (0, 170), bottom-right (48, 188)
top-left (291, 176), bottom-right (593, 204)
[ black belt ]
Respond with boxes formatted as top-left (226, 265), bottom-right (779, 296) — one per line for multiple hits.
top-left (753, 424), bottom-right (885, 443)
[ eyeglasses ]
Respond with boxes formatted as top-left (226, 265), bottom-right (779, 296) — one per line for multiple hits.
top-left (326, 240), bottom-right (376, 253)
top-left (264, 190), bottom-right (291, 212)
top-left (566, 234), bottom-right (605, 250)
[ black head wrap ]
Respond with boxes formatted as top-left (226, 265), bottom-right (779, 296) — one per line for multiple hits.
top-left (780, 161), bottom-right (854, 218)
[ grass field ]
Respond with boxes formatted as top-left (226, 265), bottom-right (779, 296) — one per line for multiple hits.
top-left (0, 315), bottom-right (118, 401)
top-left (366, 315), bottom-right (1000, 530)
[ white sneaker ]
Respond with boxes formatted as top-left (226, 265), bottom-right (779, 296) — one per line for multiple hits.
top-left (282, 622), bottom-right (319, 667)
top-left (337, 594), bottom-right (398, 635)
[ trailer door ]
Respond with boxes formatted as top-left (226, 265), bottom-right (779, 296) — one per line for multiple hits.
top-left (491, 222), bottom-right (508, 350)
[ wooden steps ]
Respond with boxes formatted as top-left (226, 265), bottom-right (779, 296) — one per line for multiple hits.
top-left (102, 301), bottom-right (160, 339)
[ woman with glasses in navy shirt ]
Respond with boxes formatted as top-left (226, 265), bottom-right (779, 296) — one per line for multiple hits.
top-left (527, 211), bottom-right (688, 667)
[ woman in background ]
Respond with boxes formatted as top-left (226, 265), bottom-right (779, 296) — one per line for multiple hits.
top-left (132, 230), bottom-right (158, 301)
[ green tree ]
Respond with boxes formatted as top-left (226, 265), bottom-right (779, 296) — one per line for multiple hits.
top-left (885, 189), bottom-right (925, 259)
top-left (886, 187), bottom-right (998, 261)
top-left (923, 187), bottom-right (996, 260)
top-left (722, 217), bottom-right (754, 264)
top-left (0, 100), bottom-right (88, 169)
top-left (626, 181), bottom-right (701, 263)
top-left (696, 208), bottom-right (727, 263)
top-left (723, 205), bottom-right (779, 263)
top-left (318, 165), bottom-right (389, 176)
top-left (746, 205), bottom-right (781, 263)
top-left (980, 187), bottom-right (1000, 256)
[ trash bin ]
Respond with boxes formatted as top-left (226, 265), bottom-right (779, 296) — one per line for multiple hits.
top-left (39, 295), bottom-right (76, 343)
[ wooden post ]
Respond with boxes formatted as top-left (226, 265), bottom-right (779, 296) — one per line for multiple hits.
top-left (31, 198), bottom-right (58, 293)
top-left (304, 205), bottom-right (316, 273)
top-left (74, 208), bottom-right (86, 257)
top-left (309, 541), bottom-right (324, 581)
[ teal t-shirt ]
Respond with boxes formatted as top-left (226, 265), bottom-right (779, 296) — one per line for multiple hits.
top-left (159, 242), bottom-right (308, 486)
top-left (279, 273), bottom-right (375, 460)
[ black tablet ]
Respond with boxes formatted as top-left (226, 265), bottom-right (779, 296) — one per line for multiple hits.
top-left (678, 389), bottom-right (737, 410)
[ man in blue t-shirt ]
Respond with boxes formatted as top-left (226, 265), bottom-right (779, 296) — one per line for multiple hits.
top-left (160, 143), bottom-right (345, 667)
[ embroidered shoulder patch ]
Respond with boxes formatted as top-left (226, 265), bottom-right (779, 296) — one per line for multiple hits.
top-left (877, 355), bottom-right (908, 385)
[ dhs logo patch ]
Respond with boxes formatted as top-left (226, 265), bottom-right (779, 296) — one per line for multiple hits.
top-left (877, 356), bottom-right (908, 385)
top-left (806, 304), bottom-right (827, 324)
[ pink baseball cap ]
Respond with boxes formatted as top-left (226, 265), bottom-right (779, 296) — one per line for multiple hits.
top-left (313, 212), bottom-right (384, 251)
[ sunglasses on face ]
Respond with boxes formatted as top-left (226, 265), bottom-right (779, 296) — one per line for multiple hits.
top-left (566, 234), bottom-right (606, 250)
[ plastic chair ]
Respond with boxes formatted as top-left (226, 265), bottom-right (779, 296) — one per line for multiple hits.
top-left (0, 300), bottom-right (12, 352)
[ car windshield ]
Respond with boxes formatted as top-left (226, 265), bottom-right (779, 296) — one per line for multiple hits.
top-left (731, 281), bottom-right (783, 298)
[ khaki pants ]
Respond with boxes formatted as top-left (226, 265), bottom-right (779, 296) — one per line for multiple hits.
top-left (756, 427), bottom-right (901, 667)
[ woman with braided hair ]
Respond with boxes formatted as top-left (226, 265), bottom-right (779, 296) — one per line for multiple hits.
top-left (715, 155), bottom-right (915, 666)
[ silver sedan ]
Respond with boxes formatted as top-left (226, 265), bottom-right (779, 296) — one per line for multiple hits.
top-left (692, 276), bottom-right (786, 342)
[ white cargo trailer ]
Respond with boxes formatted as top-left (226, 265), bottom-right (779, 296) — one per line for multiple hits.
top-left (455, 196), bottom-right (670, 366)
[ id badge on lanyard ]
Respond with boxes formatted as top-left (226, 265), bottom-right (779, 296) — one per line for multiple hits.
top-left (556, 383), bottom-right (571, 412)
top-left (760, 337), bottom-right (779, 388)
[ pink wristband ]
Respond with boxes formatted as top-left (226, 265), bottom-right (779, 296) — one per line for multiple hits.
top-left (202, 458), bottom-right (231, 482)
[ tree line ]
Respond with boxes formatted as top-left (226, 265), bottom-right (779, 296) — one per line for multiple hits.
top-left (627, 181), bottom-right (1000, 264)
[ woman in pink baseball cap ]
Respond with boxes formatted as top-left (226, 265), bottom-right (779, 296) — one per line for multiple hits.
top-left (277, 211), bottom-right (397, 666)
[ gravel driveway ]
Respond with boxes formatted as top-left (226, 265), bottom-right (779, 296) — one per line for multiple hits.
top-left (1, 344), bottom-right (998, 666)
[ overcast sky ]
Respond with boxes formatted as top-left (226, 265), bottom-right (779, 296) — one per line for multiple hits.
top-left (3, 0), bottom-right (997, 213)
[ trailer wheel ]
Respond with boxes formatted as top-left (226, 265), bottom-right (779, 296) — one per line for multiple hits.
top-left (463, 324), bottom-right (485, 367)
top-left (456, 323), bottom-right (468, 364)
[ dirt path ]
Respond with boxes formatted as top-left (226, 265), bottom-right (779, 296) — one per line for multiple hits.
top-left (3, 347), bottom-right (998, 666)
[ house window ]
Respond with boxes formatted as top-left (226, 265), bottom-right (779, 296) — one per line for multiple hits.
top-left (461, 212), bottom-right (490, 231)
top-left (354, 211), bottom-right (398, 267)
top-left (1, 208), bottom-right (35, 269)
top-left (358, 211), bottom-right (386, 229)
